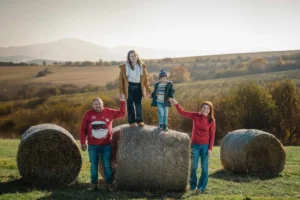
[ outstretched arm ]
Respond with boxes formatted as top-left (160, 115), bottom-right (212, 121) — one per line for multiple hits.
top-left (170, 98), bottom-right (197, 119)
top-left (110, 97), bottom-right (126, 119)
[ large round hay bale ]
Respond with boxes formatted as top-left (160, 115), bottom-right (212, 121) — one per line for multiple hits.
top-left (17, 124), bottom-right (82, 187)
top-left (99, 124), bottom-right (190, 192)
top-left (220, 129), bottom-right (286, 175)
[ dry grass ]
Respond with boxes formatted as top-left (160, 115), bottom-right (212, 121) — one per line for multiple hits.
top-left (0, 66), bottom-right (41, 83)
top-left (0, 66), bottom-right (120, 86)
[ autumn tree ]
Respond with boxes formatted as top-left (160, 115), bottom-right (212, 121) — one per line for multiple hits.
top-left (248, 58), bottom-right (269, 73)
top-left (217, 82), bottom-right (276, 132)
top-left (97, 59), bottom-right (103, 66)
top-left (162, 57), bottom-right (173, 64)
top-left (268, 80), bottom-right (300, 144)
top-left (65, 61), bottom-right (73, 66)
top-left (236, 62), bottom-right (248, 69)
top-left (169, 66), bottom-right (190, 83)
top-left (103, 61), bottom-right (111, 66)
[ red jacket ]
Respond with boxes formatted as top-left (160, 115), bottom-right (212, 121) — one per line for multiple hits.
top-left (175, 104), bottom-right (216, 150)
top-left (80, 101), bottom-right (126, 145)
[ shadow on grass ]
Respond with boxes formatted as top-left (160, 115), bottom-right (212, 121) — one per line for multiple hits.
top-left (210, 169), bottom-right (282, 183)
top-left (0, 178), bottom-right (187, 200)
top-left (37, 181), bottom-right (187, 200)
top-left (0, 178), bottom-right (47, 195)
top-left (37, 189), bottom-right (187, 200)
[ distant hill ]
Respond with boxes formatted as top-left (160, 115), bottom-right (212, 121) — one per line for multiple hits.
top-left (0, 38), bottom-right (181, 61)
top-left (0, 38), bottom-right (299, 63)
top-left (0, 38), bottom-right (112, 61)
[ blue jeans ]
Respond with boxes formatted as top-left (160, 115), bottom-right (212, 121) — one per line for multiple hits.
top-left (190, 144), bottom-right (209, 190)
top-left (157, 101), bottom-right (169, 125)
top-left (88, 144), bottom-right (112, 184)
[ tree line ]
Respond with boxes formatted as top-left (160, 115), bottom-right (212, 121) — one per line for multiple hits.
top-left (1, 80), bottom-right (299, 145)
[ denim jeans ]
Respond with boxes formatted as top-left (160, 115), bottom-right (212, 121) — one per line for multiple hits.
top-left (127, 82), bottom-right (143, 124)
top-left (157, 101), bottom-right (169, 125)
top-left (190, 144), bottom-right (209, 190)
top-left (88, 144), bottom-right (112, 184)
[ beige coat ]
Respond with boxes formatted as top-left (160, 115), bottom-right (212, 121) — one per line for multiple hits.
top-left (118, 63), bottom-right (151, 99)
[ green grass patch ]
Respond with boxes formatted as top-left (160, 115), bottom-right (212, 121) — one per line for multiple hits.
top-left (0, 140), bottom-right (299, 199)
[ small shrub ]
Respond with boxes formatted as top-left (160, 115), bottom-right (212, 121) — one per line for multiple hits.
top-left (36, 68), bottom-right (53, 78)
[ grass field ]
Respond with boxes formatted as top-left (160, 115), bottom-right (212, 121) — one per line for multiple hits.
top-left (0, 139), bottom-right (299, 200)
top-left (0, 66), bottom-right (120, 87)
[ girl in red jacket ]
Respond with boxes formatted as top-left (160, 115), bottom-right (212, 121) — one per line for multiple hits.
top-left (170, 98), bottom-right (216, 194)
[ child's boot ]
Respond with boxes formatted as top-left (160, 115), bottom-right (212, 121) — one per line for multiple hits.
top-left (163, 124), bottom-right (168, 131)
top-left (158, 124), bottom-right (163, 130)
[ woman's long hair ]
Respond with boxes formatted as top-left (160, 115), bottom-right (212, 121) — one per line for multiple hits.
top-left (127, 50), bottom-right (143, 70)
top-left (201, 101), bottom-right (215, 124)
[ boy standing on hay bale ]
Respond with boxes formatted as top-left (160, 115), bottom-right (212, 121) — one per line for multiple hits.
top-left (150, 69), bottom-right (175, 131)
top-left (80, 97), bottom-right (126, 191)
top-left (170, 98), bottom-right (216, 194)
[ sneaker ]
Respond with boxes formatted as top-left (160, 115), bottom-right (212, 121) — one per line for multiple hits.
top-left (158, 124), bottom-right (163, 130)
top-left (86, 184), bottom-right (98, 191)
top-left (129, 123), bottom-right (136, 127)
top-left (137, 122), bottom-right (145, 127)
top-left (163, 124), bottom-right (168, 131)
top-left (196, 188), bottom-right (204, 194)
top-left (105, 184), bottom-right (114, 192)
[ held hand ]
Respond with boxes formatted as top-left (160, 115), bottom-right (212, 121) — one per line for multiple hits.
top-left (169, 98), bottom-right (178, 105)
top-left (81, 144), bottom-right (87, 151)
top-left (147, 93), bottom-right (152, 98)
top-left (208, 150), bottom-right (212, 156)
top-left (120, 94), bottom-right (126, 101)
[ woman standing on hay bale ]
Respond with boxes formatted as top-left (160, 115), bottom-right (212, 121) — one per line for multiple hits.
top-left (80, 96), bottom-right (126, 191)
top-left (118, 50), bottom-right (152, 127)
top-left (170, 98), bottom-right (216, 194)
